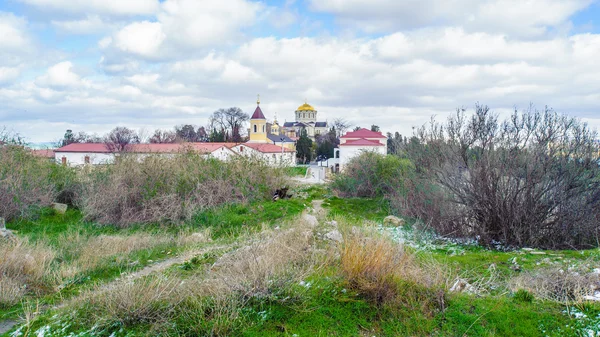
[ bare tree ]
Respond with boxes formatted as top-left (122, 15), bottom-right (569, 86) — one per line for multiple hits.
top-left (149, 129), bottom-right (177, 143)
top-left (0, 127), bottom-right (25, 145)
top-left (333, 118), bottom-right (353, 138)
top-left (210, 107), bottom-right (249, 142)
top-left (404, 104), bottom-right (600, 249)
top-left (175, 124), bottom-right (198, 142)
top-left (104, 127), bottom-right (140, 152)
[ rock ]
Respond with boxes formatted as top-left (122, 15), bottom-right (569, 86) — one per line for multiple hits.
top-left (449, 279), bottom-right (478, 294)
top-left (325, 220), bottom-right (338, 227)
top-left (302, 213), bottom-right (319, 227)
top-left (0, 228), bottom-right (15, 242)
top-left (383, 215), bottom-right (405, 227)
top-left (324, 230), bottom-right (343, 243)
top-left (53, 202), bottom-right (68, 214)
top-left (521, 248), bottom-right (534, 251)
top-left (530, 251), bottom-right (546, 255)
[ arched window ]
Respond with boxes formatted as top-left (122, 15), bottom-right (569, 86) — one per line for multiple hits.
top-left (253, 125), bottom-right (257, 133)
top-left (262, 125), bottom-right (265, 133)
top-left (303, 113), bottom-right (306, 118)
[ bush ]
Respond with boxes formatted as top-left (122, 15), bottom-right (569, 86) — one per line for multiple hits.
top-left (332, 152), bottom-right (415, 198)
top-left (0, 146), bottom-right (56, 221)
top-left (76, 152), bottom-right (287, 227)
top-left (407, 105), bottom-right (600, 249)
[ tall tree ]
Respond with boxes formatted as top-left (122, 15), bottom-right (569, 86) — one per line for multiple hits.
top-left (175, 125), bottom-right (198, 142)
top-left (370, 125), bottom-right (381, 132)
top-left (210, 107), bottom-right (249, 142)
top-left (59, 129), bottom-right (99, 147)
top-left (296, 128), bottom-right (313, 164)
top-left (316, 127), bottom-right (338, 159)
top-left (149, 129), bottom-right (177, 143)
top-left (197, 126), bottom-right (208, 142)
top-left (104, 126), bottom-right (140, 152)
top-left (209, 128), bottom-right (226, 142)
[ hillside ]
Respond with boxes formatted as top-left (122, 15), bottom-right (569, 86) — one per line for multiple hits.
top-left (3, 183), bottom-right (600, 337)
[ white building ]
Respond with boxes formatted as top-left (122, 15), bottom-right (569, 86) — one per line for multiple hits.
top-left (281, 102), bottom-right (328, 140)
top-left (54, 143), bottom-right (237, 167)
top-left (231, 143), bottom-right (295, 167)
top-left (322, 128), bottom-right (388, 172)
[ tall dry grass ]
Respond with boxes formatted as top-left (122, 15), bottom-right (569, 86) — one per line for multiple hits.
top-left (339, 228), bottom-right (446, 312)
top-left (0, 239), bottom-right (57, 307)
top-left (77, 153), bottom-right (287, 227)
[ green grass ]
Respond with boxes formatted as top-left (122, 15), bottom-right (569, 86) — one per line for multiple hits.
top-left (283, 166), bottom-right (308, 177)
top-left (323, 196), bottom-right (390, 221)
top-left (190, 198), bottom-right (306, 239)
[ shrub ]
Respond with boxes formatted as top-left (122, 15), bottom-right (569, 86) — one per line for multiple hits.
top-left (76, 152), bottom-right (287, 227)
top-left (332, 152), bottom-right (415, 198)
top-left (407, 105), bottom-right (600, 249)
top-left (0, 146), bottom-right (56, 221)
top-left (513, 289), bottom-right (535, 303)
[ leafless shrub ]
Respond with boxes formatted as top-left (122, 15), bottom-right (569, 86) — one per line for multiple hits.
top-left (0, 146), bottom-right (56, 221)
top-left (509, 267), bottom-right (600, 303)
top-left (407, 104), bottom-right (600, 249)
top-left (77, 152), bottom-right (286, 227)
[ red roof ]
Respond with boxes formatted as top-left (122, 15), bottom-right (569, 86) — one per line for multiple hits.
top-left (340, 128), bottom-right (387, 139)
top-left (340, 138), bottom-right (385, 147)
top-left (31, 149), bottom-right (55, 158)
top-left (240, 143), bottom-right (295, 153)
top-left (56, 143), bottom-right (110, 153)
top-left (251, 105), bottom-right (266, 119)
top-left (56, 143), bottom-right (236, 154)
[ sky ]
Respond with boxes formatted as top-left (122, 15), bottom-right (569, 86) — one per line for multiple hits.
top-left (2, 0), bottom-right (600, 143)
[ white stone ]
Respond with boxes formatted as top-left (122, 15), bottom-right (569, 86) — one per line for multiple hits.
top-left (383, 215), bottom-right (405, 227)
top-left (302, 213), bottom-right (318, 227)
top-left (324, 230), bottom-right (343, 243)
top-left (53, 202), bottom-right (68, 214)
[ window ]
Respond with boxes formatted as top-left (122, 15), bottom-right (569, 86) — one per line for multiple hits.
top-left (240, 146), bottom-right (243, 152)
top-left (84, 156), bottom-right (90, 164)
top-left (303, 113), bottom-right (305, 118)
top-left (61, 156), bottom-right (67, 165)
top-left (253, 125), bottom-right (257, 133)
top-left (262, 125), bottom-right (265, 133)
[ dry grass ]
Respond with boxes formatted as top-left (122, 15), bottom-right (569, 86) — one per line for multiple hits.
top-left (0, 277), bottom-right (26, 307)
top-left (0, 239), bottom-right (57, 298)
top-left (340, 228), bottom-right (446, 311)
top-left (208, 221), bottom-right (319, 298)
top-left (58, 233), bottom-right (176, 279)
top-left (509, 267), bottom-right (600, 303)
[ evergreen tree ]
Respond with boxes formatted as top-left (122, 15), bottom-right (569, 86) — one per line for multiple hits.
top-left (296, 128), bottom-right (313, 164)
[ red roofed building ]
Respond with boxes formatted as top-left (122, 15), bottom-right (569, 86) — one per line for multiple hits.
top-left (54, 142), bottom-right (237, 166)
top-left (336, 128), bottom-right (388, 171)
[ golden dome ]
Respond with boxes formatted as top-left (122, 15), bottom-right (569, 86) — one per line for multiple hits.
top-left (297, 102), bottom-right (315, 111)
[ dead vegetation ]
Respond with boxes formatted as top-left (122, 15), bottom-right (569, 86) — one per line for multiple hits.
top-left (77, 153), bottom-right (287, 227)
top-left (340, 228), bottom-right (447, 313)
top-left (509, 267), bottom-right (600, 303)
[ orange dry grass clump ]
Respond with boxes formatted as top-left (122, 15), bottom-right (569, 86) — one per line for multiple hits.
top-left (340, 230), bottom-right (446, 310)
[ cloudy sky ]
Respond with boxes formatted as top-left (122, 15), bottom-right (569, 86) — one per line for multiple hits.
top-left (1, 0), bottom-right (600, 143)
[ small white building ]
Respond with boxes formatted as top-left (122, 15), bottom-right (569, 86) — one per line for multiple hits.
top-left (336, 128), bottom-right (388, 171)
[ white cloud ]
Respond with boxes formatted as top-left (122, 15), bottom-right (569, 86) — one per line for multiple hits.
top-left (36, 61), bottom-right (84, 88)
top-left (310, 0), bottom-right (592, 36)
top-left (52, 15), bottom-right (115, 35)
top-left (102, 0), bottom-right (263, 60)
top-left (113, 21), bottom-right (166, 58)
top-left (19, 0), bottom-right (159, 16)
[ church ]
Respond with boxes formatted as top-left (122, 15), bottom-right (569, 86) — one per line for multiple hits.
top-left (279, 101), bottom-right (328, 141)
